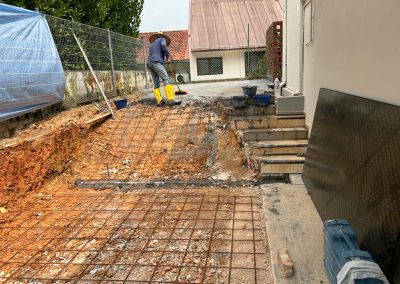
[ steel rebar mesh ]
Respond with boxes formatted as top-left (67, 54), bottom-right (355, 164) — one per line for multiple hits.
top-left (45, 15), bottom-right (147, 106)
top-left (0, 101), bottom-right (274, 282)
top-left (70, 105), bottom-right (214, 189)
top-left (0, 186), bottom-right (270, 283)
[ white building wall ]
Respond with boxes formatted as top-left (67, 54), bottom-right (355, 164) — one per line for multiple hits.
top-left (302, 0), bottom-right (400, 129)
top-left (190, 50), bottom-right (246, 81)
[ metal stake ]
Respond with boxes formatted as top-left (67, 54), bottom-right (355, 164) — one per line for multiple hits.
top-left (142, 39), bottom-right (149, 88)
top-left (247, 23), bottom-right (250, 77)
top-left (107, 29), bottom-right (117, 95)
top-left (73, 32), bottom-right (115, 119)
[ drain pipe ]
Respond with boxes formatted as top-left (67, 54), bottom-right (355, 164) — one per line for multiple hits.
top-left (283, 0), bottom-right (288, 83)
top-left (299, 0), bottom-right (306, 94)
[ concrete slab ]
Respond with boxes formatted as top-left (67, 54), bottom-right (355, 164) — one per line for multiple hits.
top-left (261, 183), bottom-right (328, 284)
top-left (143, 79), bottom-right (270, 98)
top-left (289, 174), bottom-right (304, 185)
top-left (276, 95), bottom-right (305, 115)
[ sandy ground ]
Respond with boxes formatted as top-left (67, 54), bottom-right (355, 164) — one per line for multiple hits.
top-left (0, 102), bottom-right (272, 283)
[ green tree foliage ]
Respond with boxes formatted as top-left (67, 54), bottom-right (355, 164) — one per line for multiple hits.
top-left (2, 0), bottom-right (144, 36)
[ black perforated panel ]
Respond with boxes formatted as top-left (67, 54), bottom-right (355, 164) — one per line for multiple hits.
top-left (302, 88), bottom-right (400, 282)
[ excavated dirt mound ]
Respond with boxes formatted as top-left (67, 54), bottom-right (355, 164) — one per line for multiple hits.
top-left (0, 105), bottom-right (101, 209)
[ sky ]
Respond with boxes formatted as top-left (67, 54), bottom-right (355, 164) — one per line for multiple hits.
top-left (139, 0), bottom-right (189, 32)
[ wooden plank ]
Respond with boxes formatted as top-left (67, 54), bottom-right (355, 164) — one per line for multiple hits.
top-left (85, 112), bottom-right (112, 126)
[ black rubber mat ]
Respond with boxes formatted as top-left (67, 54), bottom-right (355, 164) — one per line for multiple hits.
top-left (302, 88), bottom-right (400, 282)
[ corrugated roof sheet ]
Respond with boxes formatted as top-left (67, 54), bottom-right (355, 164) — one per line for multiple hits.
top-left (189, 0), bottom-right (283, 51)
top-left (139, 30), bottom-right (189, 62)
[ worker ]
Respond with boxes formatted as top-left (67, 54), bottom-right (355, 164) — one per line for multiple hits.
top-left (147, 32), bottom-right (180, 106)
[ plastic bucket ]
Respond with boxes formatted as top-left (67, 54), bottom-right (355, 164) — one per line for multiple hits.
top-left (253, 95), bottom-right (271, 106)
top-left (232, 96), bottom-right (248, 109)
top-left (242, 86), bottom-right (258, 97)
top-left (113, 98), bottom-right (128, 109)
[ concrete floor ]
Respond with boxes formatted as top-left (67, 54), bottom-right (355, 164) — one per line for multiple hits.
top-left (261, 176), bottom-right (329, 284)
top-left (143, 79), bottom-right (270, 98)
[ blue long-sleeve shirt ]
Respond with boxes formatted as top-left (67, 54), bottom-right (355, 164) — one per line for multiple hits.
top-left (147, 37), bottom-right (169, 64)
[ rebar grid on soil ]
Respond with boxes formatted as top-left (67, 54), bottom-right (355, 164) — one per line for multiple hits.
top-left (73, 105), bottom-right (214, 186)
top-left (0, 104), bottom-right (272, 283)
top-left (0, 187), bottom-right (270, 283)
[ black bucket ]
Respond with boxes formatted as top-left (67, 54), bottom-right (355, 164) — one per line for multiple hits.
top-left (232, 96), bottom-right (248, 109)
top-left (242, 86), bottom-right (258, 97)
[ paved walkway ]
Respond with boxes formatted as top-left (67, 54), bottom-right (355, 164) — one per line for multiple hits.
top-left (261, 176), bottom-right (329, 283)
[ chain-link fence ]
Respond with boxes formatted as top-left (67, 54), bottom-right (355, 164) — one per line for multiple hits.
top-left (46, 15), bottom-right (151, 107)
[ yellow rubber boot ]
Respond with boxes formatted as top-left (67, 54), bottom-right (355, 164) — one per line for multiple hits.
top-left (164, 84), bottom-right (175, 101)
top-left (164, 84), bottom-right (181, 105)
top-left (153, 88), bottom-right (163, 106)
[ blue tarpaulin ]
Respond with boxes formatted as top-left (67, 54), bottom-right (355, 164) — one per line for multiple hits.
top-left (0, 3), bottom-right (65, 122)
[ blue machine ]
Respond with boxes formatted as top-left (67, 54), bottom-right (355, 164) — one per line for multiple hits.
top-left (324, 219), bottom-right (386, 284)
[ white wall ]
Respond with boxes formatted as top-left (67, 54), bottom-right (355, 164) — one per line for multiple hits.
top-left (282, 0), bottom-right (302, 94)
top-left (64, 70), bottom-right (150, 107)
top-left (302, 0), bottom-right (400, 129)
top-left (190, 50), bottom-right (246, 81)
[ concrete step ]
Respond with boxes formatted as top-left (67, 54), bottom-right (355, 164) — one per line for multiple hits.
top-left (246, 140), bottom-right (308, 156)
top-left (250, 155), bottom-right (305, 174)
top-left (223, 105), bottom-right (276, 117)
top-left (231, 115), bottom-right (305, 129)
top-left (217, 93), bottom-right (274, 107)
top-left (238, 127), bottom-right (308, 143)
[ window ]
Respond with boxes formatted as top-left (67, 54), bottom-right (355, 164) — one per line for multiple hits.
top-left (196, 57), bottom-right (223, 76)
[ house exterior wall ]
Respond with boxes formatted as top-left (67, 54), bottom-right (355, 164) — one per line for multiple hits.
top-left (190, 48), bottom-right (266, 82)
top-left (282, 0), bottom-right (302, 94)
top-left (301, 0), bottom-right (400, 129)
top-left (190, 50), bottom-right (246, 81)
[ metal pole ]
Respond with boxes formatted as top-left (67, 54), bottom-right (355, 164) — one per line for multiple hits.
top-left (107, 29), bottom-right (117, 95)
top-left (73, 33), bottom-right (116, 119)
top-left (247, 23), bottom-right (250, 77)
top-left (142, 39), bottom-right (149, 88)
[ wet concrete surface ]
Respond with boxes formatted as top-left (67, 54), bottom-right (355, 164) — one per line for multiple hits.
top-left (143, 79), bottom-right (270, 99)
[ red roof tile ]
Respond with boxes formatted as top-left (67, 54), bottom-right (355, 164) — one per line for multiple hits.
top-left (139, 30), bottom-right (189, 62)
